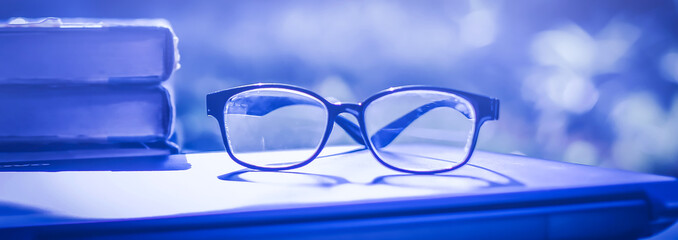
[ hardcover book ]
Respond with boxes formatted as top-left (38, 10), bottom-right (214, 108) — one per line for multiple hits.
top-left (0, 18), bottom-right (179, 84)
top-left (0, 85), bottom-right (174, 144)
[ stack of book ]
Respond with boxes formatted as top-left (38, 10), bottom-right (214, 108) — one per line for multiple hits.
top-left (0, 18), bottom-right (180, 161)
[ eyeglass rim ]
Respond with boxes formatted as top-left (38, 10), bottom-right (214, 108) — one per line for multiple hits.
top-left (207, 83), bottom-right (499, 174)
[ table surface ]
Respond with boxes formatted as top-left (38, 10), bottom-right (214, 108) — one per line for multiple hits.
top-left (0, 146), bottom-right (676, 238)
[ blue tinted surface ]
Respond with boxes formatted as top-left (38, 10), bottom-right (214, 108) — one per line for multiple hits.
top-left (2, 0), bottom-right (677, 176)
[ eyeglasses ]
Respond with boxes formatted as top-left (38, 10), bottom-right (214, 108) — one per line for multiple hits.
top-left (207, 84), bottom-right (499, 174)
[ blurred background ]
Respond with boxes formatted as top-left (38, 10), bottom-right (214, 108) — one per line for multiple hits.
top-left (2, 0), bottom-right (677, 176)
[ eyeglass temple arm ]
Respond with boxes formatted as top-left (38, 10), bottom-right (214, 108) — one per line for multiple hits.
top-left (237, 96), bottom-right (366, 146)
top-left (369, 99), bottom-right (476, 148)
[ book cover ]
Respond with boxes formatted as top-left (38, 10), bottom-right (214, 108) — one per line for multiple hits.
top-left (0, 18), bottom-right (179, 84)
top-left (0, 85), bottom-right (174, 143)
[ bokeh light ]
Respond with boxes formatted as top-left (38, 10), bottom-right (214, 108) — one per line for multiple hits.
top-left (2, 0), bottom-right (677, 176)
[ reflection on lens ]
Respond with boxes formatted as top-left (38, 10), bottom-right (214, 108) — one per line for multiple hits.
top-left (364, 90), bottom-right (476, 172)
top-left (224, 88), bottom-right (328, 168)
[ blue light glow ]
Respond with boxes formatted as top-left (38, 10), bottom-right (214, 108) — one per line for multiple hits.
top-left (2, 0), bottom-right (677, 177)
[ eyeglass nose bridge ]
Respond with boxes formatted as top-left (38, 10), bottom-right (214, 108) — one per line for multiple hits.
top-left (326, 103), bottom-right (367, 146)
top-left (331, 103), bottom-right (362, 118)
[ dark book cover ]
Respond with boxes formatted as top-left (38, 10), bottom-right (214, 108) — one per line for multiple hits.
top-left (0, 18), bottom-right (179, 84)
top-left (0, 85), bottom-right (174, 143)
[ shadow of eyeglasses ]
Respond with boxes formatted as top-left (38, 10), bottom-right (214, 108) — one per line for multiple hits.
top-left (218, 146), bottom-right (523, 190)
top-left (370, 163), bottom-right (523, 190)
top-left (217, 163), bottom-right (523, 190)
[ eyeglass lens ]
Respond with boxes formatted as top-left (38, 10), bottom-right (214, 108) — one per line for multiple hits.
top-left (224, 88), bottom-right (328, 168)
top-left (364, 90), bottom-right (476, 172)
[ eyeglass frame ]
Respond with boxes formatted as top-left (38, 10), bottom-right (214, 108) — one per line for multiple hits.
top-left (207, 83), bottom-right (499, 174)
